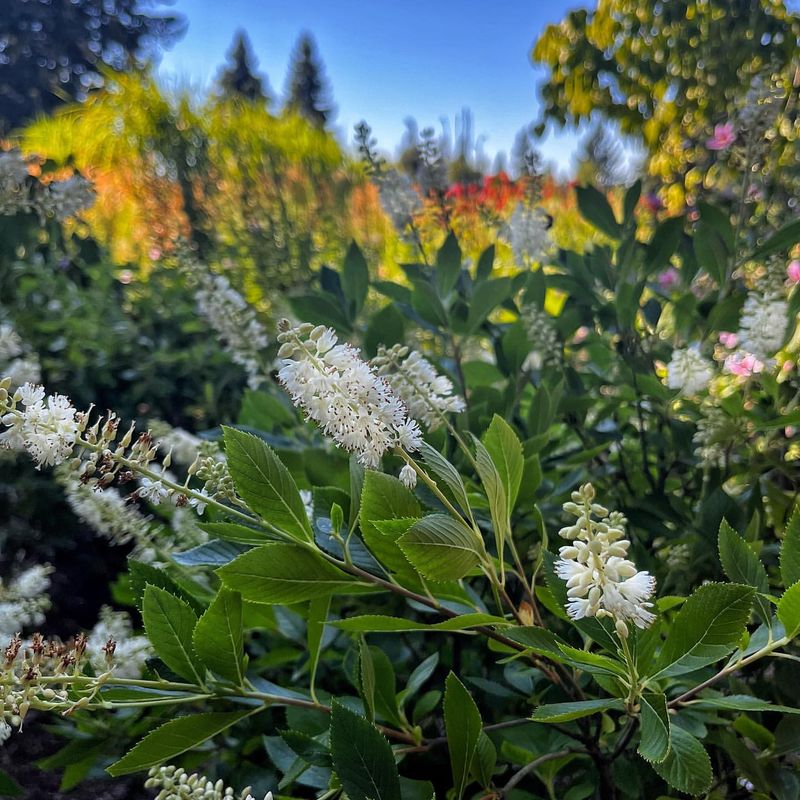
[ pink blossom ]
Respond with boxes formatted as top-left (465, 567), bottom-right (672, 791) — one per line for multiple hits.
top-left (572, 326), bottom-right (590, 344)
top-left (148, 247), bottom-right (162, 262)
top-left (724, 352), bottom-right (764, 377)
top-left (787, 260), bottom-right (800, 284)
top-left (718, 331), bottom-right (738, 348)
top-left (782, 360), bottom-right (795, 373)
top-left (707, 122), bottom-right (736, 151)
top-left (785, 426), bottom-right (796, 438)
top-left (657, 267), bottom-right (680, 291)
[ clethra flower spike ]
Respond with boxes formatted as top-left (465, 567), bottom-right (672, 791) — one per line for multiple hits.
top-left (555, 483), bottom-right (656, 635)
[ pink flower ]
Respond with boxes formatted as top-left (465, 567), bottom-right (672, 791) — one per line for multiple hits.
top-left (783, 360), bottom-right (795, 373)
top-left (724, 352), bottom-right (764, 377)
top-left (707, 122), bottom-right (736, 151)
top-left (657, 267), bottom-right (680, 291)
top-left (572, 326), bottom-right (590, 344)
top-left (787, 260), bottom-right (800, 284)
top-left (643, 193), bottom-right (663, 213)
top-left (719, 331), bottom-right (738, 348)
top-left (785, 426), bottom-right (796, 438)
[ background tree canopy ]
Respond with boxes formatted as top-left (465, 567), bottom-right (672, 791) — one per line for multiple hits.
top-left (0, 0), bottom-right (184, 135)
top-left (532, 0), bottom-right (799, 196)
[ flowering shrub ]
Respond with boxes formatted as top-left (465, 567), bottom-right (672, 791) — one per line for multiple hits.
top-left (2, 108), bottom-right (800, 800)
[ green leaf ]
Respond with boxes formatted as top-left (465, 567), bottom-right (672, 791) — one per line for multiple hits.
top-left (650, 726), bottom-right (712, 796)
top-left (718, 519), bottom-right (771, 623)
top-left (436, 232), bottom-right (462, 296)
top-left (471, 732), bottom-right (497, 789)
top-left (342, 242), bottom-right (370, 316)
top-left (694, 222), bottom-right (729, 285)
top-left (444, 673), bottom-right (483, 800)
top-left (623, 179), bottom-right (641, 222)
top-left (0, 769), bottom-right (21, 797)
top-left (359, 471), bottom-right (422, 582)
top-left (638, 693), bottom-right (671, 764)
top-left (398, 514), bottom-right (482, 581)
top-left (192, 588), bottom-right (244, 685)
top-left (475, 244), bottom-right (495, 281)
top-left (777, 581), bottom-right (800, 637)
top-left (198, 522), bottom-right (274, 546)
top-left (781, 505), bottom-right (800, 588)
top-left (483, 414), bottom-right (524, 509)
top-left (555, 644), bottom-right (628, 678)
top-left (128, 560), bottom-right (204, 615)
top-left (646, 216), bottom-right (684, 273)
top-left (108, 711), bottom-right (252, 776)
top-left (419, 442), bottom-right (472, 518)
top-left (652, 583), bottom-right (754, 678)
top-left (531, 698), bottom-right (624, 723)
top-left (473, 437), bottom-right (510, 573)
top-left (332, 612), bottom-right (507, 633)
top-left (576, 185), bottom-right (620, 239)
top-left (689, 694), bottom-right (800, 714)
top-left (217, 543), bottom-right (367, 604)
top-left (359, 637), bottom-right (376, 722)
top-left (223, 427), bottom-right (313, 543)
top-left (466, 278), bottom-right (512, 333)
top-left (142, 586), bottom-right (202, 684)
top-left (411, 280), bottom-right (449, 327)
top-left (751, 219), bottom-right (800, 260)
top-left (329, 701), bottom-right (401, 800)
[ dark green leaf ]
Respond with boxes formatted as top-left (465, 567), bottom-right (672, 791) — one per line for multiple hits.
top-left (781, 505), bottom-right (800, 588)
top-left (638, 693), bottom-right (671, 764)
top-left (342, 242), bottom-right (369, 316)
top-left (192, 587), bottom-right (244, 685)
top-left (398, 514), bottom-right (482, 581)
top-left (444, 673), bottom-right (483, 800)
top-left (142, 586), bottom-right (202, 684)
top-left (650, 726), bottom-right (712, 796)
top-left (576, 185), bottom-right (620, 239)
top-left (531, 698), bottom-right (624, 723)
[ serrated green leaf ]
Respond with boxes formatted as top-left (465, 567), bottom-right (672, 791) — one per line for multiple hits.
top-left (483, 414), bottom-right (524, 509)
top-left (419, 442), bottom-right (472, 519)
top-left (330, 701), bottom-right (401, 800)
top-left (398, 514), bottom-right (482, 581)
top-left (466, 278), bottom-right (512, 333)
top-left (638, 693), bottom-right (671, 764)
top-left (777, 581), bottom-right (800, 637)
top-left (192, 587), bottom-right (244, 685)
top-left (652, 583), bottom-right (754, 678)
top-left (751, 219), bottom-right (800, 260)
top-left (781, 505), bottom-right (800, 588)
top-left (444, 673), bottom-right (483, 800)
top-left (108, 711), bottom-right (252, 776)
top-left (307, 595), bottom-right (330, 702)
top-left (718, 519), bottom-right (771, 623)
top-left (473, 436), bottom-right (509, 573)
top-left (217, 543), bottom-right (367, 604)
top-left (142, 586), bottom-right (202, 684)
top-left (650, 726), bottom-right (712, 796)
top-left (532, 698), bottom-right (624, 723)
top-left (223, 427), bottom-right (313, 543)
top-left (360, 471), bottom-right (422, 583)
top-left (689, 694), bottom-right (800, 714)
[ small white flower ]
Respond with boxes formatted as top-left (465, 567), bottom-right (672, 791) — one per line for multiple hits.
top-left (399, 463), bottom-right (417, 489)
top-left (188, 488), bottom-right (211, 515)
top-left (0, 323), bottom-right (23, 362)
top-left (138, 478), bottom-right (170, 505)
top-left (666, 346), bottom-right (713, 395)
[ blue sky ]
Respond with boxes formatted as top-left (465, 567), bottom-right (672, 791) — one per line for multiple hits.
top-left (156, 0), bottom-right (590, 175)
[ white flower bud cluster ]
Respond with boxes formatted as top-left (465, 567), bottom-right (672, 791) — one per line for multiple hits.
top-left (737, 291), bottom-right (788, 362)
top-left (503, 203), bottom-right (551, 266)
top-left (191, 268), bottom-right (270, 389)
top-left (520, 305), bottom-right (560, 369)
top-left (145, 765), bottom-right (272, 800)
top-left (555, 484), bottom-right (656, 635)
top-left (0, 564), bottom-right (53, 639)
top-left (0, 322), bottom-right (41, 393)
top-left (665, 346), bottom-right (713, 395)
top-left (277, 321), bottom-right (422, 468)
top-left (372, 344), bottom-right (466, 431)
top-left (87, 607), bottom-right (150, 679)
top-left (376, 169), bottom-right (422, 233)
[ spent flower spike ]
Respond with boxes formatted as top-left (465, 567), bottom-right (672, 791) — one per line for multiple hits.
top-left (555, 484), bottom-right (656, 634)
